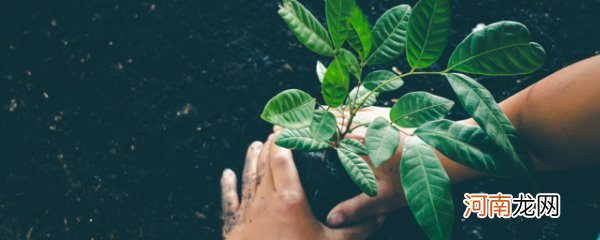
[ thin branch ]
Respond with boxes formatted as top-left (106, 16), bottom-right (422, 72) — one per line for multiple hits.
top-left (353, 70), bottom-right (444, 111)
top-left (348, 123), bottom-right (369, 133)
top-left (391, 124), bottom-right (413, 136)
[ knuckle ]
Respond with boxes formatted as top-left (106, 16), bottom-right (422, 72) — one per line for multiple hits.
top-left (277, 190), bottom-right (302, 209)
top-left (242, 172), bottom-right (256, 185)
top-left (271, 153), bottom-right (289, 167)
top-left (242, 168), bottom-right (256, 178)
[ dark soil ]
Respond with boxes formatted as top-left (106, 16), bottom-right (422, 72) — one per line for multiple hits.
top-left (1, 0), bottom-right (599, 239)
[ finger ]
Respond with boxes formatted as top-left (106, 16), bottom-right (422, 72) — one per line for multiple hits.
top-left (240, 141), bottom-right (262, 203)
top-left (327, 193), bottom-right (388, 226)
top-left (268, 136), bottom-right (302, 191)
top-left (257, 134), bottom-right (275, 194)
top-left (272, 125), bottom-right (283, 133)
top-left (327, 215), bottom-right (385, 240)
top-left (257, 134), bottom-right (274, 185)
top-left (221, 169), bottom-right (240, 238)
top-left (221, 169), bottom-right (239, 214)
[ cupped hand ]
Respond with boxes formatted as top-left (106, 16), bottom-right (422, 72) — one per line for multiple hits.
top-left (221, 134), bottom-right (385, 240)
top-left (327, 107), bottom-right (409, 227)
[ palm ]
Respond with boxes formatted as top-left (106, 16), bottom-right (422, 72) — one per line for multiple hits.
top-left (327, 107), bottom-right (409, 226)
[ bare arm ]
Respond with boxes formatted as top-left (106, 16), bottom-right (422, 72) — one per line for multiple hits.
top-left (503, 55), bottom-right (600, 169)
top-left (444, 55), bottom-right (600, 182)
top-left (327, 56), bottom-right (600, 226)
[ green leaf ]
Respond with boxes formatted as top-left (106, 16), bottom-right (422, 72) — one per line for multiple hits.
top-left (390, 92), bottom-right (454, 128)
top-left (363, 70), bottom-right (403, 92)
top-left (278, 0), bottom-right (335, 57)
top-left (261, 89), bottom-right (316, 129)
top-left (322, 55), bottom-right (350, 107)
top-left (309, 110), bottom-right (337, 141)
top-left (316, 61), bottom-right (326, 83)
top-left (347, 86), bottom-right (379, 108)
top-left (337, 148), bottom-right (378, 196)
top-left (340, 138), bottom-right (368, 155)
top-left (366, 117), bottom-right (400, 168)
top-left (339, 49), bottom-right (361, 80)
top-left (401, 136), bottom-right (454, 240)
top-left (347, 5), bottom-right (373, 58)
top-left (326, 0), bottom-right (356, 49)
top-left (446, 21), bottom-right (546, 76)
top-left (406, 0), bottom-right (451, 69)
top-left (276, 128), bottom-right (332, 151)
top-left (446, 73), bottom-right (533, 176)
top-left (415, 120), bottom-right (514, 176)
top-left (365, 5), bottom-right (412, 65)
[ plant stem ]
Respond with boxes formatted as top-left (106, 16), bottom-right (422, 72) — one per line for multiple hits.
top-left (319, 104), bottom-right (329, 111)
top-left (341, 104), bottom-right (347, 127)
top-left (406, 71), bottom-right (445, 76)
top-left (391, 124), bottom-right (413, 136)
top-left (339, 70), bottom-right (444, 139)
top-left (339, 66), bottom-right (364, 140)
top-left (348, 123), bottom-right (369, 133)
top-left (354, 70), bottom-right (444, 111)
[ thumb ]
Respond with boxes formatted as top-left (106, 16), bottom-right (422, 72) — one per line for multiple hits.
top-left (327, 215), bottom-right (385, 240)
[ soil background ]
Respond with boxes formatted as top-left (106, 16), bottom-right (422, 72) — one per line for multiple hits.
top-left (1, 0), bottom-right (599, 239)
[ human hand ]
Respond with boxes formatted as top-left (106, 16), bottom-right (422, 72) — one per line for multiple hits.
top-left (221, 134), bottom-right (385, 240)
top-left (327, 107), bottom-right (409, 227)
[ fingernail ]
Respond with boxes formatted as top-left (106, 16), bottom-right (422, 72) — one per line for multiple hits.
top-left (250, 141), bottom-right (263, 150)
top-left (223, 169), bottom-right (234, 178)
top-left (327, 212), bottom-right (343, 226)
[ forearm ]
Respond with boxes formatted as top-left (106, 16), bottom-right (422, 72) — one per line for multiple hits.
top-left (436, 56), bottom-right (600, 183)
top-left (509, 56), bottom-right (600, 169)
top-left (326, 59), bottom-right (600, 222)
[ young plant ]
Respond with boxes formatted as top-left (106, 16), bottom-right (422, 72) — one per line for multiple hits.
top-left (262, 0), bottom-right (545, 239)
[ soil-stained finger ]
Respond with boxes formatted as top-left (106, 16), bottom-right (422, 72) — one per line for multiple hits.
top-left (221, 169), bottom-right (240, 237)
top-left (240, 141), bottom-right (262, 203)
top-left (256, 134), bottom-right (275, 195)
